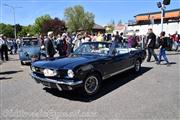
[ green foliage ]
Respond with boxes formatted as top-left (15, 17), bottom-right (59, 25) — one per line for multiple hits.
top-left (106, 20), bottom-right (115, 33)
top-left (33, 14), bottom-right (51, 34)
top-left (17, 25), bottom-right (34, 37)
top-left (105, 26), bottom-right (114, 34)
top-left (0, 23), bottom-right (14, 38)
top-left (16, 24), bottom-right (22, 34)
top-left (64, 5), bottom-right (95, 32)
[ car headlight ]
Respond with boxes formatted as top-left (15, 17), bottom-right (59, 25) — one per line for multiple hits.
top-left (67, 70), bottom-right (74, 78)
top-left (43, 69), bottom-right (57, 77)
top-left (31, 66), bottom-right (36, 72)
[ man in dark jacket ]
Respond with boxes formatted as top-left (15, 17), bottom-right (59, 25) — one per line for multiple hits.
top-left (45, 31), bottom-right (56, 58)
top-left (146, 28), bottom-right (158, 62)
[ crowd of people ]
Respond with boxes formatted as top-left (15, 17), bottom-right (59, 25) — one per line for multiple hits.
top-left (39, 31), bottom-right (125, 58)
top-left (0, 29), bottom-right (179, 66)
top-left (143, 29), bottom-right (180, 66)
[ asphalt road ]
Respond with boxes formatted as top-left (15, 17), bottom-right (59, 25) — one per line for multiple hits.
top-left (0, 51), bottom-right (180, 120)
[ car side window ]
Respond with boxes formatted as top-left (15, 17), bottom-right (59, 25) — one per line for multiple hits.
top-left (114, 43), bottom-right (129, 56)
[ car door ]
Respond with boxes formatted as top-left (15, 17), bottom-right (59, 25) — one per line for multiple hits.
top-left (101, 42), bottom-right (131, 79)
top-left (112, 42), bottom-right (132, 72)
top-left (128, 48), bottom-right (137, 67)
top-left (95, 55), bottom-right (125, 80)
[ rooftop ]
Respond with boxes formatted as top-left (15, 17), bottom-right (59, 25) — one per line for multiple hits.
top-left (135, 8), bottom-right (180, 17)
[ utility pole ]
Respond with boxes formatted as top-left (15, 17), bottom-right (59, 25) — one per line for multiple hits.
top-left (160, 3), bottom-right (165, 32)
top-left (3, 4), bottom-right (22, 39)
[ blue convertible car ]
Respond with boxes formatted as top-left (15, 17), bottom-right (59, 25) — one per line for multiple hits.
top-left (31, 42), bottom-right (146, 96)
top-left (18, 37), bottom-right (45, 65)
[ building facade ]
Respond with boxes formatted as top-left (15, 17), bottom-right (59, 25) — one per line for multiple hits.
top-left (127, 9), bottom-right (180, 36)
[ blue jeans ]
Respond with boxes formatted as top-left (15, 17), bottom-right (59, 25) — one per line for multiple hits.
top-left (158, 48), bottom-right (169, 64)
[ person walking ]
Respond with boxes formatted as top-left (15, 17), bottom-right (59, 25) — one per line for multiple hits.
top-left (115, 31), bottom-right (123, 44)
top-left (0, 34), bottom-right (4, 61)
top-left (0, 35), bottom-right (8, 61)
top-left (73, 33), bottom-right (82, 51)
top-left (157, 31), bottom-right (170, 66)
top-left (44, 31), bottom-right (56, 59)
top-left (13, 39), bottom-right (18, 54)
top-left (171, 31), bottom-right (180, 51)
top-left (16, 36), bottom-right (21, 49)
top-left (146, 28), bottom-right (158, 62)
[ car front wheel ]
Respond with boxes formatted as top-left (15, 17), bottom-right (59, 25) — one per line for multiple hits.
top-left (83, 74), bottom-right (101, 96)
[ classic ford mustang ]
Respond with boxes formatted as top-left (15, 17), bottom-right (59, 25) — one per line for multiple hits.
top-left (31, 42), bottom-right (146, 95)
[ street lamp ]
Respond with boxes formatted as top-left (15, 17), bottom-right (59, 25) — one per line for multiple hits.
top-left (3, 4), bottom-right (22, 39)
top-left (157, 0), bottom-right (171, 32)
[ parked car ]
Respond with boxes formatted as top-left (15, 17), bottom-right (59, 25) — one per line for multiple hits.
top-left (30, 42), bottom-right (146, 96)
top-left (18, 37), bottom-right (45, 65)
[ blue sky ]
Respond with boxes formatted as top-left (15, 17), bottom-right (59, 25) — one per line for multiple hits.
top-left (0, 0), bottom-right (179, 26)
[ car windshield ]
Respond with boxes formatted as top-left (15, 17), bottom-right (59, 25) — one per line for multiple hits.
top-left (22, 39), bottom-right (39, 46)
top-left (74, 42), bottom-right (111, 56)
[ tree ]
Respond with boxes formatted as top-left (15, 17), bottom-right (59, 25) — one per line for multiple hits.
top-left (118, 20), bottom-right (122, 25)
top-left (15, 24), bottom-right (22, 35)
top-left (64, 5), bottom-right (95, 32)
top-left (18, 25), bottom-right (35, 37)
top-left (0, 23), bottom-right (14, 38)
top-left (106, 20), bottom-right (115, 33)
top-left (41, 18), bottom-right (66, 35)
top-left (109, 20), bottom-right (115, 27)
top-left (33, 14), bottom-right (51, 34)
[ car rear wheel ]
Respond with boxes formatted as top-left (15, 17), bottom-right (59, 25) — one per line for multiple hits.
top-left (134, 59), bottom-right (141, 73)
top-left (83, 74), bottom-right (101, 96)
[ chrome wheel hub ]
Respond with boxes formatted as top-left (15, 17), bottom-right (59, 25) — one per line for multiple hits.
top-left (85, 76), bottom-right (98, 94)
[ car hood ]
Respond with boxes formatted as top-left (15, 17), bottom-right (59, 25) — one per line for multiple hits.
top-left (32, 55), bottom-right (104, 70)
top-left (20, 46), bottom-right (40, 51)
top-left (19, 46), bottom-right (40, 54)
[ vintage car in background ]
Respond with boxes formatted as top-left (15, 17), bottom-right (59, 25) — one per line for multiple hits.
top-left (18, 37), bottom-right (46, 65)
top-left (31, 42), bottom-right (146, 96)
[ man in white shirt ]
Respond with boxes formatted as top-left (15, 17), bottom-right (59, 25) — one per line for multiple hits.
top-left (0, 34), bottom-right (8, 61)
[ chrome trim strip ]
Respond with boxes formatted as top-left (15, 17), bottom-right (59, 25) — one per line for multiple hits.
top-left (31, 73), bottom-right (83, 86)
top-left (102, 65), bottom-right (134, 80)
top-left (56, 84), bottom-right (62, 91)
top-left (22, 60), bottom-right (31, 63)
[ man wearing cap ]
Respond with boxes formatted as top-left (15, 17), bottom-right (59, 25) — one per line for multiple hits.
top-left (44, 31), bottom-right (56, 58)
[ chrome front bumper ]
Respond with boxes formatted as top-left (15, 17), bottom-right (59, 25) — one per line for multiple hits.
top-left (31, 73), bottom-right (83, 86)
top-left (22, 60), bottom-right (31, 63)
